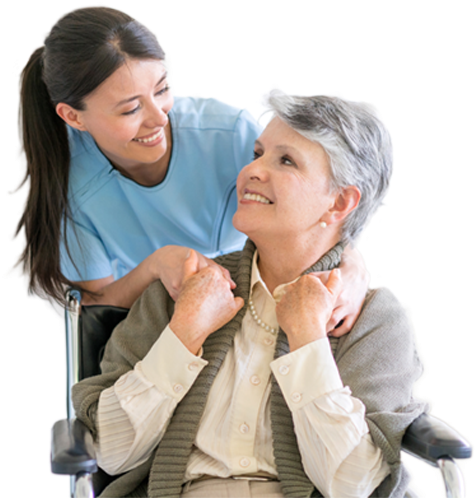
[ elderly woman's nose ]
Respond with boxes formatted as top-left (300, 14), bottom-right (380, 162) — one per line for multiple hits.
top-left (244, 157), bottom-right (268, 180)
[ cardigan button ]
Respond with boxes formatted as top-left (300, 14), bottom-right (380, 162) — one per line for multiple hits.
top-left (240, 457), bottom-right (250, 468)
top-left (188, 362), bottom-right (199, 372)
top-left (173, 384), bottom-right (184, 394)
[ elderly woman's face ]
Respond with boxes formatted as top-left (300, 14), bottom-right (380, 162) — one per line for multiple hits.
top-left (233, 117), bottom-right (335, 242)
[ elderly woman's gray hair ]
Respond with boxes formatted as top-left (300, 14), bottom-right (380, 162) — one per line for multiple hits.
top-left (267, 91), bottom-right (393, 245)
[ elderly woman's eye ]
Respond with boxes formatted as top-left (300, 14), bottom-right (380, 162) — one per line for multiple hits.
top-left (281, 156), bottom-right (295, 166)
top-left (253, 150), bottom-right (262, 160)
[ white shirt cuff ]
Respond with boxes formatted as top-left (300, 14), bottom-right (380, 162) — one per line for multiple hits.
top-left (140, 325), bottom-right (208, 401)
top-left (270, 338), bottom-right (344, 411)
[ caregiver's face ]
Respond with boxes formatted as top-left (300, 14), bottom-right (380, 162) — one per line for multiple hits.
top-left (233, 117), bottom-right (335, 241)
top-left (71, 59), bottom-right (174, 173)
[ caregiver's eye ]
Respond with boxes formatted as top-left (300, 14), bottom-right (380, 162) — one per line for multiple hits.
top-left (155, 85), bottom-right (170, 97)
top-left (253, 150), bottom-right (262, 160)
top-left (122, 105), bottom-right (141, 116)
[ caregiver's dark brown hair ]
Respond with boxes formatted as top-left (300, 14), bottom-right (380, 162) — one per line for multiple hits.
top-left (17, 7), bottom-right (165, 303)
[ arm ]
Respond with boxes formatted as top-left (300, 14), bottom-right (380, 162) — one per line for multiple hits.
top-left (94, 327), bottom-right (208, 475)
top-left (276, 281), bottom-right (424, 497)
top-left (77, 246), bottom-right (235, 308)
top-left (274, 272), bottom-right (388, 497)
top-left (271, 340), bottom-right (389, 498)
top-left (72, 250), bottom-right (244, 470)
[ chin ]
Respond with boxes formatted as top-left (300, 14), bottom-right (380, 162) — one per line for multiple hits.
top-left (231, 210), bottom-right (255, 233)
top-left (231, 214), bottom-right (247, 236)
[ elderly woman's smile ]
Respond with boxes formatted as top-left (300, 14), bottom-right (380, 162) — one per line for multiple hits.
top-left (233, 117), bottom-right (339, 251)
top-left (242, 190), bottom-right (273, 204)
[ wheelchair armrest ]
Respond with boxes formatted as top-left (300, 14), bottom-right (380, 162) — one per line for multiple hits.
top-left (51, 418), bottom-right (98, 475)
top-left (402, 413), bottom-right (472, 465)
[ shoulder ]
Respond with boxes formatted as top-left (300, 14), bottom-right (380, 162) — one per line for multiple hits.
top-left (335, 288), bottom-right (423, 411)
top-left (171, 96), bottom-right (260, 134)
top-left (336, 287), bottom-right (416, 361)
top-left (361, 287), bottom-right (410, 326)
top-left (67, 127), bottom-right (113, 207)
top-left (101, 280), bottom-right (175, 371)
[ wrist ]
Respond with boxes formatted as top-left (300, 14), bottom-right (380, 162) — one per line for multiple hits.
top-left (169, 315), bottom-right (205, 355)
top-left (285, 323), bottom-right (327, 351)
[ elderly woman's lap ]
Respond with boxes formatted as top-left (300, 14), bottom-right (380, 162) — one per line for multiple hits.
top-left (181, 478), bottom-right (284, 498)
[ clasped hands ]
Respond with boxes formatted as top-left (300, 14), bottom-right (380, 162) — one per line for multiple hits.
top-left (169, 250), bottom-right (343, 355)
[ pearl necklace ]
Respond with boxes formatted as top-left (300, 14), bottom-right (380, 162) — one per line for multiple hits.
top-left (248, 297), bottom-right (278, 335)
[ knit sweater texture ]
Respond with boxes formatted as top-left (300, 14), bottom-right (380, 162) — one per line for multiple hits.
top-left (73, 239), bottom-right (425, 497)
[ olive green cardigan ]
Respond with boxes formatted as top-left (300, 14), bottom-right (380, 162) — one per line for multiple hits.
top-left (73, 240), bottom-right (425, 497)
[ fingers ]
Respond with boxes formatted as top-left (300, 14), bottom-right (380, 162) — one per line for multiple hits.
top-left (325, 269), bottom-right (342, 297)
top-left (195, 253), bottom-right (237, 290)
top-left (306, 269), bottom-right (342, 298)
top-left (233, 296), bottom-right (245, 313)
top-left (207, 261), bottom-right (235, 289)
top-left (182, 249), bottom-right (200, 281)
top-left (328, 314), bottom-right (355, 337)
top-left (326, 304), bottom-right (343, 333)
top-left (220, 266), bottom-right (236, 289)
top-left (312, 270), bottom-right (330, 285)
top-left (326, 305), bottom-right (359, 336)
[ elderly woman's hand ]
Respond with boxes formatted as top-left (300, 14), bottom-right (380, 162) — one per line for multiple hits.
top-left (152, 245), bottom-right (235, 301)
top-left (276, 269), bottom-right (342, 352)
top-left (169, 250), bottom-right (244, 355)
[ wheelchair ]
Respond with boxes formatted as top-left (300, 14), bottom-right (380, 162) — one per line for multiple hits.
top-left (51, 289), bottom-right (472, 498)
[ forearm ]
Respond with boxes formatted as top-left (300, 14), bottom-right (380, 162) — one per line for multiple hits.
top-left (78, 252), bottom-right (161, 308)
top-left (96, 326), bottom-right (208, 474)
top-left (291, 394), bottom-right (389, 497)
top-left (271, 339), bottom-right (388, 497)
top-left (96, 364), bottom-right (176, 475)
top-left (79, 245), bottom-right (235, 307)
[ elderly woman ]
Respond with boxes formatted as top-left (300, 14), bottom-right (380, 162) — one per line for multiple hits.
top-left (73, 92), bottom-right (425, 498)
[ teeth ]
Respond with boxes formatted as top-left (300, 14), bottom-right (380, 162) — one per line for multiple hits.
top-left (134, 130), bottom-right (162, 143)
top-left (243, 193), bottom-right (271, 204)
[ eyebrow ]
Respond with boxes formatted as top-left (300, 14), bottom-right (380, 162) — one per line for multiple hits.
top-left (114, 73), bottom-right (168, 108)
top-left (254, 140), bottom-right (300, 155)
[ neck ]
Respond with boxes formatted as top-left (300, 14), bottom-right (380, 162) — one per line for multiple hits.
top-left (255, 231), bottom-right (341, 294)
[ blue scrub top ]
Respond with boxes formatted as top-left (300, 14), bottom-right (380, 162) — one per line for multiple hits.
top-left (60, 97), bottom-right (262, 281)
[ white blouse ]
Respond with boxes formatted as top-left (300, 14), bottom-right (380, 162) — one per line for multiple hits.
top-left (95, 253), bottom-right (389, 497)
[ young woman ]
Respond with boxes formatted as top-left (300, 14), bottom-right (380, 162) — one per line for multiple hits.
top-left (18, 7), bottom-right (367, 335)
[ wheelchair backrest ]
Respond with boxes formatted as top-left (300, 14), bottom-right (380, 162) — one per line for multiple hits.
top-left (65, 289), bottom-right (129, 419)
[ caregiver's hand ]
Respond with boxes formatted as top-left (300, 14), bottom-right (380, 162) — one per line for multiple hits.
top-left (276, 269), bottom-right (342, 352)
top-left (153, 245), bottom-right (235, 301)
top-left (317, 246), bottom-right (369, 337)
top-left (169, 250), bottom-right (244, 355)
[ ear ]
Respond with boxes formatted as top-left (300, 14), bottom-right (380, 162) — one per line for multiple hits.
top-left (325, 186), bottom-right (361, 225)
top-left (56, 103), bottom-right (88, 131)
